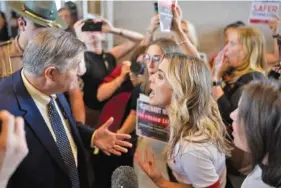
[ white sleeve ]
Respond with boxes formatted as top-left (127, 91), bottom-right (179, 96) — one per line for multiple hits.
top-left (179, 149), bottom-right (219, 188)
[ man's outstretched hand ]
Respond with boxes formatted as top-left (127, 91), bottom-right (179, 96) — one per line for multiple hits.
top-left (92, 117), bottom-right (132, 156)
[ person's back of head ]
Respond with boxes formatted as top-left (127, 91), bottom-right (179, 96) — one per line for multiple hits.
top-left (23, 28), bottom-right (85, 76)
top-left (238, 80), bottom-right (281, 187)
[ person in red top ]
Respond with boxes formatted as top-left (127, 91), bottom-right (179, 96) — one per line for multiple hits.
top-left (93, 46), bottom-right (147, 188)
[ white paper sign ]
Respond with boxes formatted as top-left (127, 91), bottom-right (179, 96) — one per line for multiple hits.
top-left (249, 0), bottom-right (280, 24)
top-left (158, 0), bottom-right (177, 32)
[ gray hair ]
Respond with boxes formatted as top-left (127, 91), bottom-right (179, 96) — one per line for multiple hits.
top-left (23, 28), bottom-right (86, 75)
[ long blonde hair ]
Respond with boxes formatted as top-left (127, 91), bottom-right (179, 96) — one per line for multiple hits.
top-left (229, 27), bottom-right (267, 83)
top-left (164, 53), bottom-right (231, 157)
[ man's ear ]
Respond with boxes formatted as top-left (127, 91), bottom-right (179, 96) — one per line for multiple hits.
top-left (44, 66), bottom-right (57, 82)
top-left (18, 17), bottom-right (26, 32)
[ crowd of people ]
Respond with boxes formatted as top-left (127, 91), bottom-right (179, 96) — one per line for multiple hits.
top-left (0, 1), bottom-right (280, 188)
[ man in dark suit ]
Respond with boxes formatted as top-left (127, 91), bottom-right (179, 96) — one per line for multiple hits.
top-left (0, 28), bottom-right (132, 188)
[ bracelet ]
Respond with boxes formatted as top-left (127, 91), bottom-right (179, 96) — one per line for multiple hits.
top-left (212, 81), bottom-right (222, 86)
top-left (273, 33), bottom-right (279, 38)
top-left (177, 41), bottom-right (188, 45)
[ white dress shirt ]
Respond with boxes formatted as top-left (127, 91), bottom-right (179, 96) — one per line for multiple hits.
top-left (21, 70), bottom-right (78, 166)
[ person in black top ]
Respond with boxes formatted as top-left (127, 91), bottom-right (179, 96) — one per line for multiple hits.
top-left (71, 18), bottom-right (144, 128)
top-left (211, 27), bottom-right (267, 185)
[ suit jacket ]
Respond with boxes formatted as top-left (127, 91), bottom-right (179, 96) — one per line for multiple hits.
top-left (0, 71), bottom-right (95, 188)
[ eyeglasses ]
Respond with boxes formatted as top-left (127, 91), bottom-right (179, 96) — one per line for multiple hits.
top-left (143, 54), bottom-right (162, 64)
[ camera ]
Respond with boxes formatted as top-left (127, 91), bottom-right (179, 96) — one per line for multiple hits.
top-left (130, 60), bottom-right (145, 75)
top-left (82, 19), bottom-right (102, 32)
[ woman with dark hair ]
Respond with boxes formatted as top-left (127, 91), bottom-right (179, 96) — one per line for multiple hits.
top-left (0, 12), bottom-right (10, 42)
top-left (230, 80), bottom-right (281, 187)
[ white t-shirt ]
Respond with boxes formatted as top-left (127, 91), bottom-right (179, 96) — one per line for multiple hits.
top-left (167, 136), bottom-right (226, 188)
top-left (242, 165), bottom-right (274, 188)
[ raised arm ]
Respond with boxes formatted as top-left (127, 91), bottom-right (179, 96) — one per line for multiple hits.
top-left (171, 5), bottom-right (200, 59)
top-left (141, 14), bottom-right (160, 46)
top-left (101, 18), bottom-right (144, 60)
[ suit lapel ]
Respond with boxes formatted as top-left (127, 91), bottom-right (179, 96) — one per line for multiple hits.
top-left (13, 71), bottom-right (68, 175)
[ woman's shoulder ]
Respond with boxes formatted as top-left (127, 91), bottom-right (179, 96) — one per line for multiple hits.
top-left (177, 137), bottom-right (224, 159)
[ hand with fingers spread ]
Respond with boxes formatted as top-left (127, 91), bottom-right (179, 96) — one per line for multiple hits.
top-left (268, 15), bottom-right (280, 35)
top-left (135, 149), bottom-right (164, 185)
top-left (92, 117), bottom-right (132, 156)
top-left (0, 111), bottom-right (28, 187)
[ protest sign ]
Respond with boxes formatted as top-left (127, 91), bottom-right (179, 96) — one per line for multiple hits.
top-left (136, 94), bottom-right (169, 142)
top-left (249, 0), bottom-right (280, 24)
top-left (158, 0), bottom-right (177, 32)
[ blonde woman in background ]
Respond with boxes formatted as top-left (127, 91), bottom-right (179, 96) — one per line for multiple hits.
top-left (136, 53), bottom-right (231, 188)
top-left (212, 26), bottom-right (267, 187)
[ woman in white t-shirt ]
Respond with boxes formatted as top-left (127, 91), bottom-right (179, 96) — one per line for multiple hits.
top-left (230, 80), bottom-right (281, 188)
top-left (135, 53), bottom-right (231, 188)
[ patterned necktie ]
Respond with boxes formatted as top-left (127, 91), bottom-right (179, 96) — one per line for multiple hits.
top-left (48, 98), bottom-right (80, 188)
